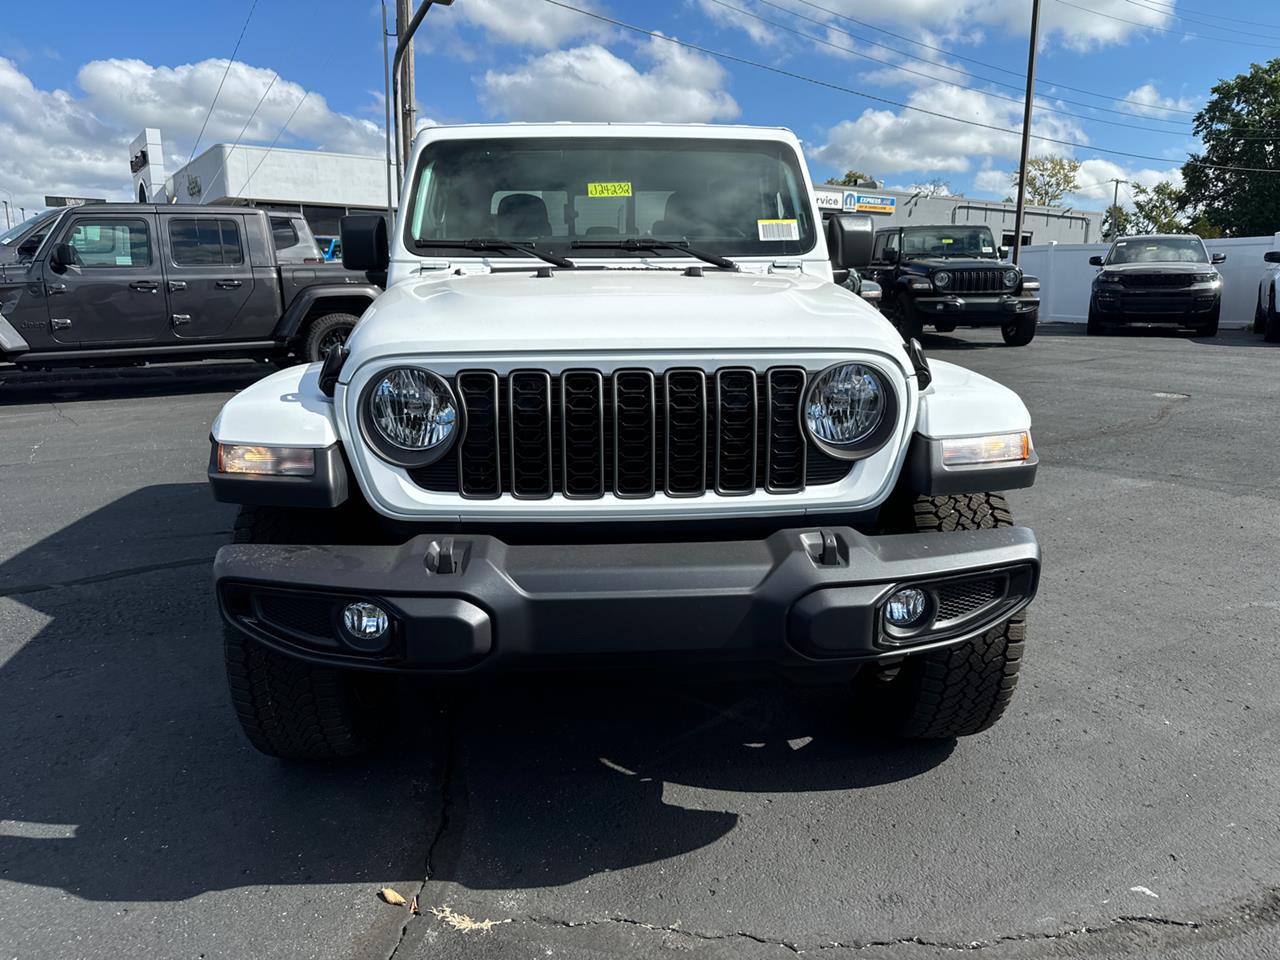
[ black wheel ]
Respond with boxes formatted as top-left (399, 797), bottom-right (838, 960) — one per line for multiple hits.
top-left (1267, 299), bottom-right (1280, 344)
top-left (933, 322), bottom-right (957, 333)
top-left (1195, 302), bottom-right (1220, 338)
top-left (223, 506), bottom-right (388, 760)
top-left (1255, 297), bottom-right (1267, 335)
top-left (1086, 305), bottom-right (1107, 336)
top-left (1001, 310), bottom-right (1037, 346)
top-left (891, 298), bottom-right (924, 341)
top-left (302, 312), bottom-right (359, 363)
top-left (862, 492), bottom-right (1026, 739)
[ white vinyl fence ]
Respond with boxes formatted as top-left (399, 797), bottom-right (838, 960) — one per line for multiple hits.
top-left (1016, 234), bottom-right (1280, 327)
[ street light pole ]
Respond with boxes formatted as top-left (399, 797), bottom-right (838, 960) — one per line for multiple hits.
top-left (1, 201), bottom-right (9, 230)
top-left (1011, 0), bottom-right (1042, 266)
top-left (391, 0), bottom-right (454, 188)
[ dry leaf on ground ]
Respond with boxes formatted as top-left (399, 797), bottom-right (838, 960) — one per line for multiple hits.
top-left (429, 905), bottom-right (511, 932)
top-left (379, 888), bottom-right (408, 907)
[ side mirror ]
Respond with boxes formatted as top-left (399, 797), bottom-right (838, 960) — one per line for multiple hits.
top-left (1264, 251), bottom-right (1280, 264)
top-left (1211, 251), bottom-right (1226, 264)
top-left (49, 242), bottom-right (76, 273)
top-left (340, 215), bottom-right (389, 272)
top-left (998, 246), bottom-right (1010, 260)
top-left (1088, 255), bottom-right (1105, 267)
top-left (827, 213), bottom-right (873, 271)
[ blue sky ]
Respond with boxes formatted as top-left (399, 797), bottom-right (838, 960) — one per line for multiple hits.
top-left (0, 0), bottom-right (1275, 214)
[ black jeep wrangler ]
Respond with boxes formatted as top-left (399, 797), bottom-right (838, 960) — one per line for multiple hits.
top-left (864, 224), bottom-right (1041, 346)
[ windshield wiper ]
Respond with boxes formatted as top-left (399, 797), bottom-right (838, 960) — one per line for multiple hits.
top-left (413, 238), bottom-right (575, 269)
top-left (570, 238), bottom-right (738, 271)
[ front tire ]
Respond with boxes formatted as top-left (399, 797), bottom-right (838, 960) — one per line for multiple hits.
top-left (863, 493), bottom-right (1026, 739)
top-left (1001, 310), bottom-right (1037, 346)
top-left (1086, 305), bottom-right (1107, 336)
top-left (1266, 298), bottom-right (1280, 344)
top-left (301, 312), bottom-right (359, 363)
top-left (891, 297), bottom-right (924, 341)
top-left (223, 506), bottom-right (386, 760)
top-left (1195, 302), bottom-right (1220, 338)
top-left (1255, 297), bottom-right (1267, 335)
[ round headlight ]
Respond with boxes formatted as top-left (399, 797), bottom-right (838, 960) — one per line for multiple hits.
top-left (1004, 269), bottom-right (1020, 288)
top-left (933, 271), bottom-right (951, 289)
top-left (804, 363), bottom-right (892, 458)
top-left (361, 367), bottom-right (459, 466)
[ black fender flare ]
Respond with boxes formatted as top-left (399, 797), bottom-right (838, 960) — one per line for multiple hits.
top-left (273, 285), bottom-right (381, 342)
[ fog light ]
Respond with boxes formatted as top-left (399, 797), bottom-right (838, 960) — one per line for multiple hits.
top-left (885, 588), bottom-right (929, 627)
top-left (343, 602), bottom-right (389, 642)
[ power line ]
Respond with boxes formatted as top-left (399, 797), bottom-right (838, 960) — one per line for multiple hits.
top-left (1121, 0), bottom-right (1280, 41)
top-left (186, 0), bottom-right (261, 168)
top-left (1052, 0), bottom-right (1278, 48)
top-left (1128, 0), bottom-right (1280, 31)
top-left (244, 91), bottom-right (311, 192)
top-left (704, 0), bottom-right (1202, 138)
top-left (782, 0), bottom-right (1198, 117)
top-left (198, 69), bottom-right (280, 200)
top-left (539, 0), bottom-right (1280, 175)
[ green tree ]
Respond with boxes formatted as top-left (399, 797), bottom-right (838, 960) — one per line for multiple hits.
top-left (1182, 59), bottom-right (1280, 237)
top-left (1129, 181), bottom-right (1187, 234)
top-left (1010, 157), bottom-right (1082, 206)
top-left (825, 170), bottom-right (872, 186)
top-left (1102, 204), bottom-right (1132, 240)
top-left (909, 178), bottom-right (952, 197)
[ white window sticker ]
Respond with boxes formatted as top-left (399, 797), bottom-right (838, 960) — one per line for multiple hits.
top-left (757, 218), bottom-right (799, 241)
top-left (982, 244), bottom-right (994, 253)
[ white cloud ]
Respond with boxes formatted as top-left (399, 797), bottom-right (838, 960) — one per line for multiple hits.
top-left (479, 36), bottom-right (740, 123)
top-left (453, 0), bottom-right (611, 48)
top-left (1116, 83), bottom-right (1200, 118)
top-left (812, 82), bottom-right (1085, 176)
top-left (0, 56), bottom-right (387, 211)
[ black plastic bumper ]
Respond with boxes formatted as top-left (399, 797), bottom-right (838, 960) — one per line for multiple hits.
top-left (1092, 289), bottom-right (1219, 319)
top-left (914, 294), bottom-right (1039, 324)
top-left (214, 525), bottom-right (1041, 674)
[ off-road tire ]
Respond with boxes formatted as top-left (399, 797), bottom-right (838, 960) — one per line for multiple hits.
top-left (301, 312), bottom-right (359, 363)
top-left (223, 506), bottom-right (385, 760)
top-left (1195, 302), bottom-right (1220, 338)
top-left (1001, 310), bottom-right (1037, 346)
top-left (1266, 300), bottom-right (1280, 344)
top-left (894, 299), bottom-right (925, 341)
top-left (1086, 305), bottom-right (1107, 336)
top-left (865, 492), bottom-right (1026, 739)
top-left (933, 322), bottom-right (957, 333)
top-left (1255, 298), bottom-right (1267, 335)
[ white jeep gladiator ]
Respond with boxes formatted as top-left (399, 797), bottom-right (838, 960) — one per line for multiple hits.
top-left (208, 123), bottom-right (1041, 760)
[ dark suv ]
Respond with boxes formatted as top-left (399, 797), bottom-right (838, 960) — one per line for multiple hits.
top-left (864, 224), bottom-right (1040, 346)
top-left (0, 204), bottom-right (383, 371)
top-left (1087, 234), bottom-right (1223, 337)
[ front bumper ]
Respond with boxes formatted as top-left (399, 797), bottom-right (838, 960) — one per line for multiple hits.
top-left (214, 525), bottom-right (1040, 674)
top-left (1092, 287), bottom-right (1219, 319)
top-left (913, 294), bottom-right (1039, 324)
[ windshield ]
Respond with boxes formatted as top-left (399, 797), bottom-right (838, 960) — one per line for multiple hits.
top-left (900, 226), bottom-right (997, 259)
top-left (405, 136), bottom-right (817, 260)
top-left (1107, 236), bottom-right (1208, 264)
top-left (0, 210), bottom-right (55, 245)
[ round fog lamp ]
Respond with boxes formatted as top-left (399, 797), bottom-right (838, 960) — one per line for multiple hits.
top-left (343, 602), bottom-right (389, 644)
top-left (885, 588), bottom-right (929, 628)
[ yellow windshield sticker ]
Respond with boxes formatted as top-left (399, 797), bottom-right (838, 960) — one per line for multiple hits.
top-left (587, 181), bottom-right (632, 198)
top-left (941, 238), bottom-right (954, 245)
top-left (757, 218), bottom-right (800, 241)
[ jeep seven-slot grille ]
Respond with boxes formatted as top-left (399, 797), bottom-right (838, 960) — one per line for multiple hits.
top-left (949, 268), bottom-right (1012, 294)
top-left (411, 368), bottom-right (855, 498)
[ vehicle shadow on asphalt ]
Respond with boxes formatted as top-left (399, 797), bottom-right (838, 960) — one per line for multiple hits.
top-left (0, 362), bottom-right (269, 405)
top-left (0, 483), bottom-right (952, 902)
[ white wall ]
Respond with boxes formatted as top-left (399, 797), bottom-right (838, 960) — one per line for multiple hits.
top-left (166, 144), bottom-right (392, 209)
top-left (1018, 234), bottom-right (1280, 327)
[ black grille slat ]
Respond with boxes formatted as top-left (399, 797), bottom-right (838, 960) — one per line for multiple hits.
top-left (664, 369), bottom-right (707, 497)
top-left (1120, 273), bottom-right (1195, 288)
top-left (936, 579), bottom-right (1002, 621)
top-left (509, 371), bottom-right (553, 499)
top-left (766, 368), bottom-right (807, 493)
top-left (561, 371), bottom-right (605, 499)
top-left (951, 268), bottom-right (1008, 294)
top-left (457, 371), bottom-right (501, 498)
top-left (715, 368), bottom-right (757, 494)
top-left (613, 370), bottom-right (656, 498)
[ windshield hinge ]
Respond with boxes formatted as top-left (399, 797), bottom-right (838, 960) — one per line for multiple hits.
top-left (416, 259), bottom-right (452, 274)
top-left (769, 260), bottom-right (804, 274)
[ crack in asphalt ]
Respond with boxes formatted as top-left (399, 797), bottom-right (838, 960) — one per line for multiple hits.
top-left (49, 402), bottom-right (79, 426)
top-left (0, 556), bottom-right (213, 598)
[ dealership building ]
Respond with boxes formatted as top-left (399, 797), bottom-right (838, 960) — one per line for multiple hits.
top-left (813, 185), bottom-right (1105, 248)
top-left (130, 128), bottom-right (393, 237)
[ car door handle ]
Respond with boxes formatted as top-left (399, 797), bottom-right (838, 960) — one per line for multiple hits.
top-left (168, 280), bottom-right (187, 292)
top-left (215, 279), bottom-right (243, 289)
top-left (129, 281), bottom-right (159, 293)
top-left (51, 318), bottom-right (72, 330)
top-left (172, 314), bottom-right (191, 326)
top-left (45, 282), bottom-right (66, 296)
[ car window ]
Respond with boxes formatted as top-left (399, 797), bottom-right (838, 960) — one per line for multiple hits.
top-left (65, 219), bottom-right (151, 268)
top-left (1107, 237), bottom-right (1208, 265)
top-left (882, 232), bottom-right (899, 261)
top-left (169, 218), bottom-right (244, 266)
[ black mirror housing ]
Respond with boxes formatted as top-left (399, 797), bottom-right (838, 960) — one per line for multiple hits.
top-left (341, 215), bottom-right (389, 272)
top-left (1264, 251), bottom-right (1280, 264)
top-left (827, 214), bottom-right (873, 270)
top-left (1088, 255), bottom-right (1105, 267)
top-left (49, 242), bottom-right (75, 272)
top-left (1211, 251), bottom-right (1227, 264)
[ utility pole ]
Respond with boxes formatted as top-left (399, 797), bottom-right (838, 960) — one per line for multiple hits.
top-left (1, 201), bottom-right (9, 230)
top-left (382, 0), bottom-right (397, 220)
top-left (396, 0), bottom-right (417, 172)
top-left (1011, 0), bottom-right (1041, 266)
top-left (1107, 178), bottom-right (1128, 239)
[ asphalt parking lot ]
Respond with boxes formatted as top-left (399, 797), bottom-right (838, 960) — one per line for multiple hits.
top-left (2, 324), bottom-right (1278, 960)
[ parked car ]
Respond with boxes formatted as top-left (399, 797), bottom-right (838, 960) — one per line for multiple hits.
top-left (863, 224), bottom-right (1041, 346)
top-left (1087, 234), bottom-right (1224, 336)
top-left (0, 208), bottom-right (62, 265)
top-left (1254, 250), bottom-right (1280, 341)
top-left (207, 122), bottom-right (1041, 761)
top-left (0, 205), bottom-right (383, 370)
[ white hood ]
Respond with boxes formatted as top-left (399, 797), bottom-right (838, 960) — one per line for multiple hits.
top-left (341, 268), bottom-right (907, 376)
